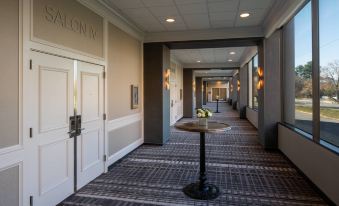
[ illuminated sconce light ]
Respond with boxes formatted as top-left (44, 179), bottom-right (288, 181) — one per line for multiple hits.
top-left (237, 80), bottom-right (240, 92)
top-left (165, 69), bottom-right (170, 90)
top-left (230, 84), bottom-right (233, 92)
top-left (257, 66), bottom-right (264, 90)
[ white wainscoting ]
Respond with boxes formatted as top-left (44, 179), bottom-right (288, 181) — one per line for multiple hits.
top-left (105, 113), bottom-right (143, 168)
top-left (246, 107), bottom-right (258, 129)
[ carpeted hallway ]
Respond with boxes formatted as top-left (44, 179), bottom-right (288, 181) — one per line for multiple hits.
top-left (60, 103), bottom-right (328, 205)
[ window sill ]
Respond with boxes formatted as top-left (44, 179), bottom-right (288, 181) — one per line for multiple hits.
top-left (279, 122), bottom-right (339, 156)
top-left (246, 106), bottom-right (258, 112)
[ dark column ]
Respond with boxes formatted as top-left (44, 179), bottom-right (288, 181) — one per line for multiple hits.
top-left (183, 69), bottom-right (194, 117)
top-left (196, 77), bottom-right (203, 109)
top-left (202, 81), bottom-right (207, 105)
top-left (239, 65), bottom-right (248, 119)
top-left (144, 43), bottom-right (170, 145)
top-left (258, 30), bottom-right (282, 149)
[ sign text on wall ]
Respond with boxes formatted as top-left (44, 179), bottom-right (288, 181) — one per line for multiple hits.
top-left (44, 5), bottom-right (97, 40)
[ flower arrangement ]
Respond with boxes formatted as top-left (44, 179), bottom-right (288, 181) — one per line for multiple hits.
top-left (196, 108), bottom-right (213, 118)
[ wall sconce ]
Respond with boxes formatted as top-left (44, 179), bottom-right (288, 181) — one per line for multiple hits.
top-left (164, 69), bottom-right (170, 90)
top-left (257, 66), bottom-right (264, 90)
top-left (237, 80), bottom-right (240, 92)
top-left (230, 84), bottom-right (233, 92)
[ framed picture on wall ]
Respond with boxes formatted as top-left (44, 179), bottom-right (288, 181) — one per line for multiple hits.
top-left (131, 85), bottom-right (139, 109)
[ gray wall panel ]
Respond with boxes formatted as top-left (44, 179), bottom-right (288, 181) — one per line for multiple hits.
top-left (0, 0), bottom-right (19, 149)
top-left (109, 121), bottom-right (141, 156)
top-left (0, 166), bottom-right (19, 206)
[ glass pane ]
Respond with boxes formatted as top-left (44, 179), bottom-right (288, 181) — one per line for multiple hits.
top-left (252, 55), bottom-right (259, 109)
top-left (319, 0), bottom-right (339, 147)
top-left (284, 2), bottom-right (313, 134)
top-left (248, 61), bottom-right (253, 107)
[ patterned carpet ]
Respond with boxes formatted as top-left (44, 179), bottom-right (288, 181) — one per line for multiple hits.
top-left (60, 103), bottom-right (327, 206)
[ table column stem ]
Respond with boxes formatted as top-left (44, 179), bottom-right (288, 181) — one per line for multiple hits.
top-left (199, 132), bottom-right (207, 190)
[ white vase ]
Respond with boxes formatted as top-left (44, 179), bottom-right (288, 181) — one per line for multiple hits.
top-left (198, 118), bottom-right (208, 126)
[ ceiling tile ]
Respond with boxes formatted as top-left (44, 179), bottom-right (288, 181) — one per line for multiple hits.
top-left (141, 23), bottom-right (166, 32)
top-left (163, 23), bottom-right (187, 31)
top-left (210, 20), bottom-right (234, 28)
top-left (208, 0), bottom-right (239, 13)
top-left (122, 8), bottom-right (153, 18)
top-left (175, 0), bottom-right (207, 4)
top-left (235, 18), bottom-right (262, 26)
top-left (142, 0), bottom-right (174, 7)
top-left (148, 6), bottom-right (179, 17)
top-left (177, 3), bottom-right (208, 14)
top-left (209, 12), bottom-right (236, 21)
top-left (108, 0), bottom-right (144, 9)
top-left (183, 14), bottom-right (210, 30)
top-left (239, 0), bottom-right (274, 10)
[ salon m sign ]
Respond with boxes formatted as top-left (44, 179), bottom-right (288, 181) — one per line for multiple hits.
top-left (44, 5), bottom-right (97, 40)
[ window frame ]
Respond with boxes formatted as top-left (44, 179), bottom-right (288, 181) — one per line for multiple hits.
top-left (282, 0), bottom-right (339, 153)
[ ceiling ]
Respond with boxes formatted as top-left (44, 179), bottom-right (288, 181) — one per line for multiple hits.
top-left (171, 47), bottom-right (245, 64)
top-left (103, 0), bottom-right (276, 32)
top-left (195, 69), bottom-right (235, 77)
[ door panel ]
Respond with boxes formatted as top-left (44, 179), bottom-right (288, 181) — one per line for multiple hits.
top-left (212, 88), bottom-right (219, 101)
top-left (219, 88), bottom-right (226, 100)
top-left (29, 52), bottom-right (74, 206)
top-left (76, 61), bottom-right (104, 189)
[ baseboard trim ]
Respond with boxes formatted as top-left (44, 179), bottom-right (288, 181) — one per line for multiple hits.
top-left (106, 138), bottom-right (143, 167)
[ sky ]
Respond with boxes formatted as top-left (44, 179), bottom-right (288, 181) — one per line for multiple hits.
top-left (294, 0), bottom-right (339, 69)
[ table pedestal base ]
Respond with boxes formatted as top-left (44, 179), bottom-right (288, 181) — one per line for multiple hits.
top-left (183, 182), bottom-right (219, 200)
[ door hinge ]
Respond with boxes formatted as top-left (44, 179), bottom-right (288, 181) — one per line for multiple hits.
top-left (29, 128), bottom-right (33, 138)
top-left (29, 196), bottom-right (33, 206)
top-left (103, 71), bottom-right (106, 79)
top-left (103, 113), bottom-right (106, 120)
top-left (29, 59), bottom-right (32, 70)
top-left (103, 155), bottom-right (107, 162)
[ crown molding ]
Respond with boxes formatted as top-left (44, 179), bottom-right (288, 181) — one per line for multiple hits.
top-left (77, 0), bottom-right (145, 41)
top-left (183, 62), bottom-right (239, 69)
top-left (144, 27), bottom-right (264, 43)
top-left (263, 0), bottom-right (306, 38)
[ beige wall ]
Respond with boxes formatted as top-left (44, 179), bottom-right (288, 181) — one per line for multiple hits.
top-left (0, 166), bottom-right (19, 206)
top-left (107, 23), bottom-right (142, 120)
top-left (279, 125), bottom-right (339, 204)
top-left (109, 121), bottom-right (141, 156)
top-left (33, 0), bottom-right (104, 57)
top-left (0, 0), bottom-right (19, 149)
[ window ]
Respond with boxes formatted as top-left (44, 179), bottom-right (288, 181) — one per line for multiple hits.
top-left (252, 55), bottom-right (259, 109)
top-left (248, 60), bottom-right (253, 108)
top-left (283, 1), bottom-right (313, 135)
top-left (247, 54), bottom-right (258, 110)
top-left (319, 0), bottom-right (339, 147)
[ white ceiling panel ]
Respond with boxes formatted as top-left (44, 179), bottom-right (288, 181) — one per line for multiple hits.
top-left (148, 6), bottom-right (179, 17)
top-left (142, 0), bottom-right (174, 7)
top-left (104, 0), bottom-right (276, 32)
top-left (207, 0), bottom-right (239, 13)
top-left (175, 0), bottom-right (207, 5)
top-left (171, 47), bottom-right (247, 65)
top-left (177, 3), bottom-right (208, 15)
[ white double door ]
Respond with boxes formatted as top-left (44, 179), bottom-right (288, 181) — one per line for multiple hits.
top-left (27, 52), bottom-right (105, 206)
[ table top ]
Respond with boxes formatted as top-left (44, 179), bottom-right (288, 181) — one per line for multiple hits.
top-left (175, 121), bottom-right (231, 133)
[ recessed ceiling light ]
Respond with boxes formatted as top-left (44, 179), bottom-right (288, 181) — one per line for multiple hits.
top-left (228, 59), bottom-right (233, 62)
top-left (240, 13), bottom-right (250, 18)
top-left (197, 60), bottom-right (201, 63)
top-left (230, 51), bottom-right (236, 55)
top-left (166, 18), bottom-right (175, 23)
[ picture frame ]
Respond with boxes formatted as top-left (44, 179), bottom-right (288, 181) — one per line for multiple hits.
top-left (131, 85), bottom-right (139, 109)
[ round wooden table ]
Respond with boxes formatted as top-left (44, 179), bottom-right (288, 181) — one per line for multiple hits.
top-left (175, 121), bottom-right (231, 200)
